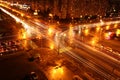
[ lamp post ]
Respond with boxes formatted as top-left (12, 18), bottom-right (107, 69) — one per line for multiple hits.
top-left (49, 13), bottom-right (53, 23)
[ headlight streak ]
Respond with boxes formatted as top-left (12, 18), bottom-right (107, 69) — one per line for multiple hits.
top-left (0, 7), bottom-right (37, 38)
top-left (1, 5), bottom-right (120, 79)
top-left (60, 44), bottom-right (112, 79)
top-left (0, 7), bottom-right (58, 48)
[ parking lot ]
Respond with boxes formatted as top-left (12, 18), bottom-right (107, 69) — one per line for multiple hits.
top-left (0, 40), bottom-right (24, 55)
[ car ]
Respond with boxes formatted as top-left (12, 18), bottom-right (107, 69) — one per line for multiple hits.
top-left (30, 72), bottom-right (38, 80)
top-left (24, 72), bottom-right (38, 80)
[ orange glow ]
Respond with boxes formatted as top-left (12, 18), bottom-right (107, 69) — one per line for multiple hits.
top-left (90, 37), bottom-right (98, 46)
top-left (116, 29), bottom-right (120, 36)
top-left (100, 19), bottom-right (104, 25)
top-left (91, 40), bottom-right (96, 46)
top-left (96, 26), bottom-right (100, 32)
top-left (106, 25), bottom-right (110, 30)
top-left (68, 24), bottom-right (73, 37)
top-left (18, 29), bottom-right (27, 39)
top-left (68, 25), bottom-right (74, 44)
top-left (114, 24), bottom-right (118, 28)
top-left (23, 40), bottom-right (27, 49)
top-left (49, 13), bottom-right (53, 17)
top-left (48, 28), bottom-right (52, 35)
top-left (26, 15), bottom-right (31, 18)
top-left (18, 29), bottom-right (28, 48)
top-left (36, 35), bottom-right (41, 39)
top-left (48, 27), bottom-right (54, 36)
top-left (49, 42), bottom-right (54, 50)
top-left (104, 33), bottom-right (109, 39)
top-left (84, 28), bottom-right (89, 36)
top-left (21, 13), bottom-right (24, 17)
top-left (51, 66), bottom-right (64, 79)
top-left (22, 32), bottom-right (27, 39)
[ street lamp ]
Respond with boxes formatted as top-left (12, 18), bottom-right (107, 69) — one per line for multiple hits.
top-left (106, 25), bottom-right (110, 30)
top-left (18, 28), bottom-right (28, 49)
top-left (90, 37), bottom-right (98, 47)
top-left (116, 29), bottom-right (120, 37)
top-left (84, 28), bottom-right (89, 36)
top-left (114, 24), bottom-right (118, 28)
top-left (49, 13), bottom-right (53, 23)
top-left (49, 42), bottom-right (54, 50)
top-left (48, 27), bottom-right (53, 36)
top-left (21, 13), bottom-right (24, 17)
top-left (96, 24), bottom-right (100, 32)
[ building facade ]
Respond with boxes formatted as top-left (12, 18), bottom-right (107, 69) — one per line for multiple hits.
top-left (6, 0), bottom-right (110, 19)
top-left (53, 0), bottom-right (109, 19)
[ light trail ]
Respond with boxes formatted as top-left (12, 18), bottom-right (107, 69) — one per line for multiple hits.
top-left (1, 3), bottom-right (120, 79)
top-left (58, 29), bottom-right (120, 79)
top-left (60, 37), bottom-right (119, 79)
top-left (0, 6), bottom-right (59, 49)
top-left (75, 39), bottom-right (120, 64)
top-left (60, 44), bottom-right (113, 79)
top-left (0, 7), bottom-right (40, 38)
top-left (74, 18), bottom-right (120, 30)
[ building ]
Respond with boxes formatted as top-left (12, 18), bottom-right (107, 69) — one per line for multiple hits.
top-left (5, 0), bottom-right (110, 19)
top-left (51, 0), bottom-right (109, 19)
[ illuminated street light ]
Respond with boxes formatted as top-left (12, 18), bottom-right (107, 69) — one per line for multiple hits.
top-left (49, 42), bottom-right (54, 50)
top-left (63, 33), bottom-right (66, 37)
top-left (91, 40), bottom-right (96, 46)
top-left (106, 25), bottom-right (110, 30)
top-left (114, 24), bottom-right (118, 28)
top-left (21, 13), bottom-right (24, 17)
top-left (90, 37), bottom-right (98, 46)
top-left (50, 66), bottom-right (64, 80)
top-left (104, 33), bottom-right (110, 40)
top-left (49, 13), bottom-right (53, 23)
top-left (18, 28), bottom-right (28, 48)
top-left (116, 29), bottom-right (120, 37)
top-left (48, 27), bottom-right (54, 36)
top-left (49, 13), bottom-right (53, 17)
top-left (18, 28), bottom-right (27, 39)
top-left (84, 28), bottom-right (89, 36)
top-left (96, 25), bottom-right (100, 32)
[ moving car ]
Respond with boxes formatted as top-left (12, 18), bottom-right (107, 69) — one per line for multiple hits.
top-left (24, 72), bottom-right (38, 80)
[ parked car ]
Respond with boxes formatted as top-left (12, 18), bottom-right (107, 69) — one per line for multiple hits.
top-left (30, 72), bottom-right (38, 80)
